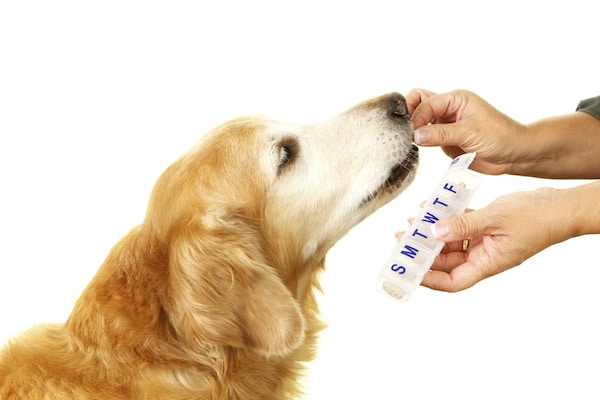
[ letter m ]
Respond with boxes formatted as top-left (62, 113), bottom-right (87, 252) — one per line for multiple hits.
top-left (400, 244), bottom-right (419, 259)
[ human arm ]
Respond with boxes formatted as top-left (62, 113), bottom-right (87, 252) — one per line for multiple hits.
top-left (407, 89), bottom-right (600, 179)
top-left (420, 181), bottom-right (600, 292)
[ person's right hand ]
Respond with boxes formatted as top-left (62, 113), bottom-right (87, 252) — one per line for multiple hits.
top-left (406, 88), bottom-right (527, 175)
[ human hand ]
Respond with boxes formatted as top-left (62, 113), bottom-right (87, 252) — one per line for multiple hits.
top-left (416, 188), bottom-right (569, 292)
top-left (406, 88), bottom-right (527, 175)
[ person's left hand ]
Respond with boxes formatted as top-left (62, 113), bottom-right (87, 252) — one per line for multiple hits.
top-left (397, 188), bottom-right (569, 292)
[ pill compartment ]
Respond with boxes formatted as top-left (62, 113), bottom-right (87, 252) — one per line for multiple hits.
top-left (446, 167), bottom-right (482, 193)
top-left (423, 193), bottom-right (465, 216)
top-left (406, 209), bottom-right (447, 253)
top-left (378, 278), bottom-right (416, 301)
top-left (380, 255), bottom-right (428, 285)
top-left (390, 238), bottom-right (437, 268)
top-left (376, 257), bottom-right (427, 301)
top-left (376, 240), bottom-right (437, 301)
top-left (433, 177), bottom-right (468, 197)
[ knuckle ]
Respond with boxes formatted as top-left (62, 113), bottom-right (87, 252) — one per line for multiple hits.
top-left (451, 215), bottom-right (475, 238)
top-left (435, 125), bottom-right (451, 145)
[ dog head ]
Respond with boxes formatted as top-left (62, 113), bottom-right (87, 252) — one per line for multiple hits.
top-left (144, 93), bottom-right (417, 357)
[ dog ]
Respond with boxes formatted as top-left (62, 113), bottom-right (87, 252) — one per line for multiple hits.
top-left (0, 93), bottom-right (417, 399)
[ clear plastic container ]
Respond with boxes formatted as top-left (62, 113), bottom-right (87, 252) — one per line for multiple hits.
top-left (376, 153), bottom-right (482, 302)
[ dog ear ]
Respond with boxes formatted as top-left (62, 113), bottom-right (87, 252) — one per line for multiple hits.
top-left (166, 211), bottom-right (305, 357)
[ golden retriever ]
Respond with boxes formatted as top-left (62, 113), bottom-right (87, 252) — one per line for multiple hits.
top-left (0, 93), bottom-right (417, 399)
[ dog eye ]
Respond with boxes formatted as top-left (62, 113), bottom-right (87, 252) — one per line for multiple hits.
top-left (276, 138), bottom-right (299, 174)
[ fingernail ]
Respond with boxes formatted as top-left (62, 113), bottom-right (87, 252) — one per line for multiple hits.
top-left (430, 222), bottom-right (450, 239)
top-left (414, 127), bottom-right (429, 144)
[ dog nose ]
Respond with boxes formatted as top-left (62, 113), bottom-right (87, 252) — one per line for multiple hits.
top-left (388, 93), bottom-right (409, 119)
top-left (352, 92), bottom-right (411, 120)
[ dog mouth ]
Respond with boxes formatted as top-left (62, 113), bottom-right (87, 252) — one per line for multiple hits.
top-left (386, 144), bottom-right (419, 188)
top-left (359, 144), bottom-right (419, 207)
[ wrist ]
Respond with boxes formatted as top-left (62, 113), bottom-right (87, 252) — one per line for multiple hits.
top-left (507, 113), bottom-right (600, 179)
top-left (506, 121), bottom-right (556, 177)
top-left (561, 182), bottom-right (600, 238)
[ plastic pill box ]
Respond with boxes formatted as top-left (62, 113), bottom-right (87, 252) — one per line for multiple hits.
top-left (376, 153), bottom-right (482, 302)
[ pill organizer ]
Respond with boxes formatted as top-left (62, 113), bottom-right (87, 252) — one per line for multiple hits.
top-left (376, 152), bottom-right (482, 302)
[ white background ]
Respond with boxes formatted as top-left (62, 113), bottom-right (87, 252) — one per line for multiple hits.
top-left (1, 1), bottom-right (598, 399)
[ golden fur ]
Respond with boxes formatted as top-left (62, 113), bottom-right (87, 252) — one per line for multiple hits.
top-left (0, 93), bottom-right (417, 399)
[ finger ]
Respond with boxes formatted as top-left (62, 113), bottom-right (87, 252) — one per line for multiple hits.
top-left (421, 262), bottom-right (483, 292)
top-left (438, 240), bottom-right (468, 255)
top-left (439, 226), bottom-right (479, 254)
top-left (406, 88), bottom-right (436, 115)
top-left (413, 122), bottom-right (470, 149)
top-left (430, 250), bottom-right (467, 272)
top-left (431, 210), bottom-right (494, 244)
top-left (420, 270), bottom-right (456, 292)
top-left (411, 91), bottom-right (464, 128)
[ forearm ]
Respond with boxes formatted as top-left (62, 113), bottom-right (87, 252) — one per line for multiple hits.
top-left (560, 181), bottom-right (600, 239)
top-left (509, 112), bottom-right (600, 179)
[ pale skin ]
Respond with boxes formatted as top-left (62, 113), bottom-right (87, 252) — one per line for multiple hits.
top-left (404, 89), bottom-right (600, 292)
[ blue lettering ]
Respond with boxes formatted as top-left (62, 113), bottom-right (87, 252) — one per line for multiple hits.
top-left (421, 212), bottom-right (439, 224)
top-left (432, 197), bottom-right (449, 207)
top-left (411, 228), bottom-right (428, 239)
top-left (390, 264), bottom-right (406, 274)
top-left (400, 244), bottom-right (419, 259)
top-left (443, 182), bottom-right (457, 193)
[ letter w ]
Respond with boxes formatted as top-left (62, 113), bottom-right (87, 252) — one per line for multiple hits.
top-left (421, 212), bottom-right (439, 224)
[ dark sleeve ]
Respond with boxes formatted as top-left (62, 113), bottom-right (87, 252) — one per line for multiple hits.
top-left (576, 96), bottom-right (600, 120)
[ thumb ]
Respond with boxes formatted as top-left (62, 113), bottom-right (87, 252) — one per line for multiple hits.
top-left (430, 210), bottom-right (489, 242)
top-left (414, 124), bottom-right (462, 148)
